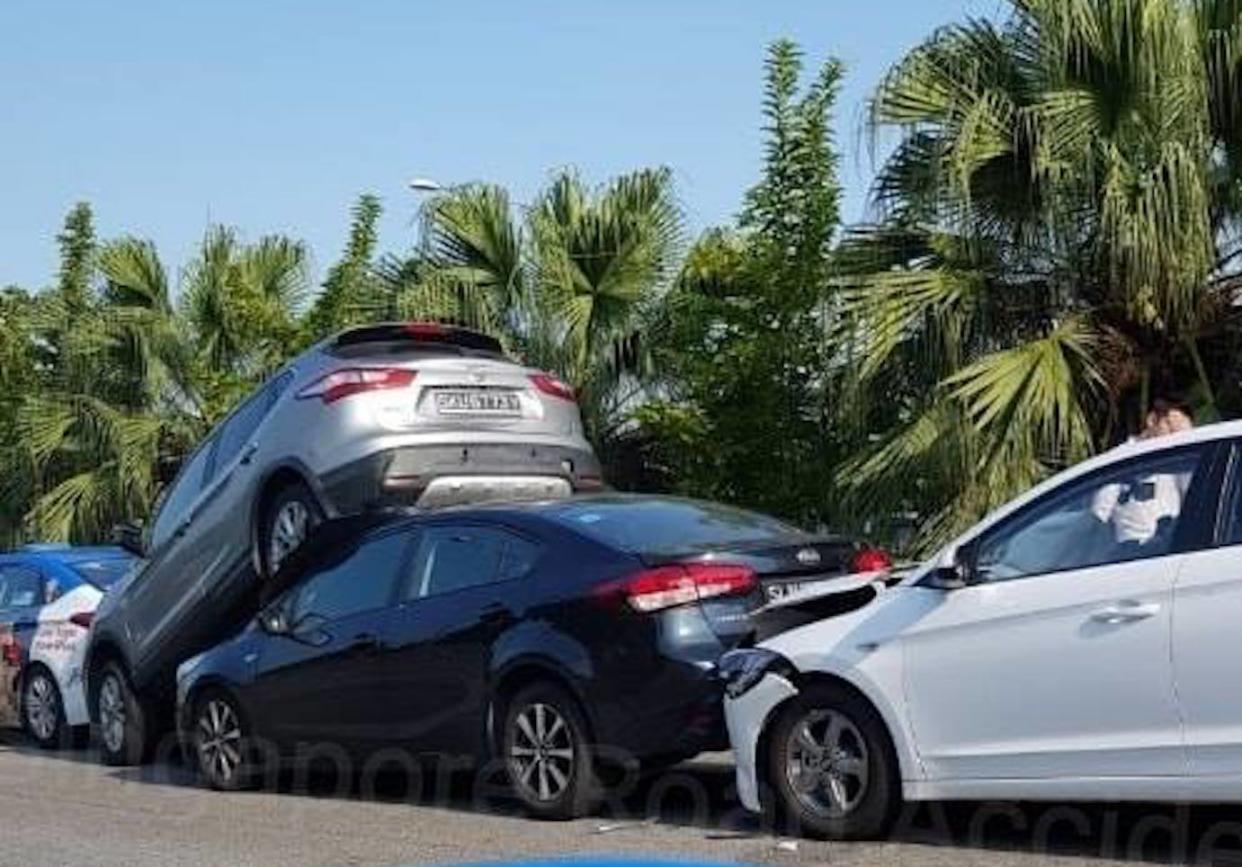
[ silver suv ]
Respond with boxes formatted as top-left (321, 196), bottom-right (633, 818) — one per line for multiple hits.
top-left (86, 322), bottom-right (600, 765)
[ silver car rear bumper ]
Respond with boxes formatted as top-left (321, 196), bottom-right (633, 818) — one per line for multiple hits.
top-left (416, 475), bottom-right (572, 507)
top-left (321, 441), bottom-right (601, 513)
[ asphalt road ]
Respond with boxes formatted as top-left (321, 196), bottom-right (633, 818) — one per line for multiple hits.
top-left (2, 730), bottom-right (1239, 867)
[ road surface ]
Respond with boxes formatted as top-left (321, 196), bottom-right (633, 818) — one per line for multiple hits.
top-left (0, 731), bottom-right (1235, 866)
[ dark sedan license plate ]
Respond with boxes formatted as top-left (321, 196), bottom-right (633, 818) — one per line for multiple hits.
top-left (765, 580), bottom-right (811, 603)
top-left (435, 389), bottom-right (522, 415)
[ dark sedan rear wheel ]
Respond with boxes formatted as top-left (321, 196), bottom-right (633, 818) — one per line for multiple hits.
top-left (503, 683), bottom-right (599, 820)
top-left (261, 481), bottom-right (323, 578)
top-left (191, 691), bottom-right (257, 791)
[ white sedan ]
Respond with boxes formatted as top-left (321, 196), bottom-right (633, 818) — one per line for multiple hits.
top-left (0, 546), bottom-right (135, 748)
top-left (722, 420), bottom-right (1242, 839)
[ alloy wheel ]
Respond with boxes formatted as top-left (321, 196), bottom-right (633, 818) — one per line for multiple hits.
top-left (24, 673), bottom-right (59, 742)
top-left (196, 698), bottom-right (244, 786)
top-left (784, 707), bottom-right (870, 818)
top-left (268, 500), bottom-right (310, 573)
top-left (98, 674), bottom-right (126, 754)
top-left (509, 702), bottom-right (575, 803)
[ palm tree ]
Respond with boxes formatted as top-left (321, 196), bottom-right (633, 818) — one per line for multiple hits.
top-left (4, 211), bottom-right (312, 543)
top-left (839, 0), bottom-right (1242, 548)
top-left (383, 169), bottom-right (684, 464)
top-left (12, 237), bottom-right (202, 542)
top-left (182, 227), bottom-right (310, 421)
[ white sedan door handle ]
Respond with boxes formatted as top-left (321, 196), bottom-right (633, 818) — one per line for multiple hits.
top-left (1090, 601), bottom-right (1161, 624)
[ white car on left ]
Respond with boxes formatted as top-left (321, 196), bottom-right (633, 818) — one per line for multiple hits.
top-left (0, 545), bottom-right (136, 748)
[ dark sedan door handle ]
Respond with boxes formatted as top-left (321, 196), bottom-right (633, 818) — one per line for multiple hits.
top-left (347, 633), bottom-right (381, 655)
top-left (479, 604), bottom-right (513, 626)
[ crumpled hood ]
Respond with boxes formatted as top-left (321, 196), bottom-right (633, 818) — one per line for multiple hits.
top-left (758, 584), bottom-right (934, 666)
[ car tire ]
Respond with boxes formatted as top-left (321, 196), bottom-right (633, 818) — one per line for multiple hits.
top-left (21, 666), bottom-right (70, 750)
top-left (261, 480), bottom-right (323, 578)
top-left (190, 690), bottom-right (258, 791)
top-left (502, 682), bottom-right (600, 820)
top-left (766, 683), bottom-right (900, 840)
top-left (95, 662), bottom-right (155, 767)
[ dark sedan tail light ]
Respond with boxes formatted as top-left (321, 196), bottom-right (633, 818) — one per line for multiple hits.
top-left (849, 546), bottom-right (893, 573)
top-left (600, 563), bottom-right (758, 613)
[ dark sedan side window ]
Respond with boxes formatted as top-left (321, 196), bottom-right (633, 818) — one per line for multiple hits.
top-left (405, 526), bottom-right (536, 600)
top-left (289, 530), bottom-right (410, 623)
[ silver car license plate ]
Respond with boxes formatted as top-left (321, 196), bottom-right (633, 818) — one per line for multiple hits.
top-left (435, 389), bottom-right (522, 415)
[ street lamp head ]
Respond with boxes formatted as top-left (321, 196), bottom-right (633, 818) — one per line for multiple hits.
top-left (408, 177), bottom-right (443, 193)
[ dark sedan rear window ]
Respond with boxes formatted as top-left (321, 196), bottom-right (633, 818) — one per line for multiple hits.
top-left (548, 499), bottom-right (805, 556)
top-left (69, 559), bottom-right (135, 589)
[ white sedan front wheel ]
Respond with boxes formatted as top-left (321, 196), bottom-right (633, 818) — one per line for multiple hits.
top-left (767, 684), bottom-right (900, 840)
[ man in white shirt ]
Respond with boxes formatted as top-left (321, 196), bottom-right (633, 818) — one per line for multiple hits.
top-left (1090, 398), bottom-right (1195, 551)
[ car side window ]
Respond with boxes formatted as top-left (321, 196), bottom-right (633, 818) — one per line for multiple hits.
top-left (289, 529), bottom-right (410, 623)
top-left (405, 526), bottom-right (521, 600)
top-left (974, 447), bottom-right (1203, 582)
top-left (0, 566), bottom-right (43, 609)
top-left (1216, 444), bottom-right (1242, 546)
top-left (210, 381), bottom-right (277, 477)
top-left (148, 438), bottom-right (216, 551)
top-left (499, 535), bottom-right (542, 582)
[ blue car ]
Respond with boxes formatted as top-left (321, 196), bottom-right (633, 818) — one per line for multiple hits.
top-left (0, 545), bottom-right (136, 748)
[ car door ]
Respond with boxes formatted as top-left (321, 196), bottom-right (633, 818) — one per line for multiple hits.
top-left (1171, 438), bottom-right (1242, 776)
top-left (121, 436), bottom-right (215, 671)
top-left (903, 443), bottom-right (1211, 782)
top-left (128, 376), bottom-right (285, 677)
top-left (382, 523), bottom-right (539, 753)
top-left (248, 527), bottom-right (412, 748)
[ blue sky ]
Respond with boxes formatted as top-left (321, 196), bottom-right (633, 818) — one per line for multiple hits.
top-left (0, 0), bottom-right (997, 291)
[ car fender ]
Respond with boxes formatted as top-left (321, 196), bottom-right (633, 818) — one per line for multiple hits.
top-left (760, 586), bottom-right (935, 785)
top-left (26, 586), bottom-right (98, 726)
top-left (488, 623), bottom-right (597, 743)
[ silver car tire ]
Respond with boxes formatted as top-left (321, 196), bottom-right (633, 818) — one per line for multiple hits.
top-left (95, 662), bottom-right (153, 767)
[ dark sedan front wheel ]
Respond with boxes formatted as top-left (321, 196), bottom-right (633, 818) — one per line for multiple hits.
top-left (503, 683), bottom-right (599, 820)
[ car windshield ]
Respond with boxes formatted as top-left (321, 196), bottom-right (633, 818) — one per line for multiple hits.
top-left (548, 498), bottom-right (806, 556)
top-left (68, 558), bottom-right (135, 589)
